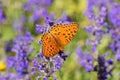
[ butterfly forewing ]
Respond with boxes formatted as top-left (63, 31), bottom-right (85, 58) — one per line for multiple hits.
top-left (49, 23), bottom-right (78, 46)
top-left (41, 33), bottom-right (60, 57)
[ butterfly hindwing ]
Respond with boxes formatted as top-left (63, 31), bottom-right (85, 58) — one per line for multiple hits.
top-left (41, 33), bottom-right (60, 57)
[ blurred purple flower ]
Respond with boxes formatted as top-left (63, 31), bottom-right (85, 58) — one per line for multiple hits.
top-left (109, 25), bottom-right (120, 58)
top-left (0, 74), bottom-right (5, 80)
top-left (0, 72), bottom-right (30, 80)
top-left (31, 9), bottom-right (48, 22)
top-left (5, 32), bottom-right (34, 78)
top-left (77, 0), bottom-right (120, 79)
top-left (4, 40), bottom-right (13, 52)
top-left (36, 24), bottom-right (45, 34)
top-left (97, 56), bottom-right (113, 80)
top-left (109, 5), bottom-right (120, 26)
top-left (13, 15), bottom-right (26, 35)
top-left (35, 13), bottom-right (71, 34)
top-left (23, 0), bottom-right (52, 11)
top-left (23, 0), bottom-right (53, 23)
top-left (0, 32), bottom-right (34, 80)
top-left (84, 0), bottom-right (120, 57)
top-left (76, 47), bottom-right (114, 79)
top-left (7, 56), bottom-right (16, 69)
top-left (76, 47), bottom-right (94, 71)
top-left (85, 64), bottom-right (93, 72)
top-left (0, 6), bottom-right (6, 24)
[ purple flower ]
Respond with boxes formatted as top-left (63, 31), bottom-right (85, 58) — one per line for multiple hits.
top-left (7, 56), bottom-right (16, 69)
top-left (0, 74), bottom-right (5, 80)
top-left (53, 56), bottom-right (64, 69)
top-left (15, 54), bottom-right (29, 74)
top-left (107, 59), bottom-right (114, 65)
top-left (84, 26), bottom-right (93, 33)
top-left (23, 0), bottom-right (53, 23)
top-left (0, 72), bottom-right (28, 80)
top-left (109, 42), bottom-right (116, 52)
top-left (13, 15), bottom-right (26, 35)
top-left (31, 9), bottom-right (48, 22)
top-left (43, 77), bottom-right (48, 80)
top-left (23, 0), bottom-right (52, 11)
top-left (32, 50), bottom-right (65, 79)
top-left (1, 32), bottom-right (33, 80)
top-left (77, 0), bottom-right (120, 79)
top-left (97, 56), bottom-right (113, 80)
top-left (85, 64), bottom-right (93, 72)
top-left (45, 13), bottom-right (54, 24)
top-left (0, 6), bottom-right (6, 24)
top-left (4, 40), bottom-right (13, 52)
top-left (116, 50), bottom-right (120, 61)
top-left (76, 46), bottom-right (114, 79)
top-left (35, 13), bottom-right (71, 34)
top-left (109, 26), bottom-right (120, 59)
top-left (76, 47), bottom-right (94, 71)
top-left (109, 5), bottom-right (120, 26)
top-left (36, 24), bottom-right (46, 34)
top-left (84, 0), bottom-right (120, 57)
top-left (7, 32), bottom-right (34, 76)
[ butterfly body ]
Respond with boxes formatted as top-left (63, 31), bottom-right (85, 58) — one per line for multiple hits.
top-left (41, 22), bottom-right (78, 57)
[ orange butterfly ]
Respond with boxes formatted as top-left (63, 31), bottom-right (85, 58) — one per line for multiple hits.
top-left (41, 22), bottom-right (78, 57)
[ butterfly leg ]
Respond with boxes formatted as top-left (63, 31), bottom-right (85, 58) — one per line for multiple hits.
top-left (58, 50), bottom-right (68, 60)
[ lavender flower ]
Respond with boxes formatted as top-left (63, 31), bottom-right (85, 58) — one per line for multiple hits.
top-left (2, 32), bottom-right (34, 80)
top-left (84, 0), bottom-right (120, 57)
top-left (109, 5), bottom-right (120, 26)
top-left (23, 0), bottom-right (52, 22)
top-left (32, 51), bottom-right (65, 79)
top-left (7, 56), bottom-right (16, 69)
top-left (77, 0), bottom-right (120, 79)
top-left (13, 15), bottom-right (26, 35)
top-left (36, 13), bottom-right (71, 34)
top-left (76, 47), bottom-right (114, 79)
top-left (23, 0), bottom-right (52, 11)
top-left (11, 32), bottom-right (33, 75)
top-left (76, 47), bottom-right (94, 72)
top-left (0, 4), bottom-right (6, 24)
top-left (0, 74), bottom-right (5, 80)
top-left (96, 56), bottom-right (113, 80)
top-left (4, 40), bottom-right (13, 53)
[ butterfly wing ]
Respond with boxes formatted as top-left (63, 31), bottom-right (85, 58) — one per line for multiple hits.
top-left (49, 23), bottom-right (78, 46)
top-left (41, 33), bottom-right (60, 57)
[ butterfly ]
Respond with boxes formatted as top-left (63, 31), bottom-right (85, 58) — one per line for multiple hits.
top-left (41, 22), bottom-right (78, 57)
